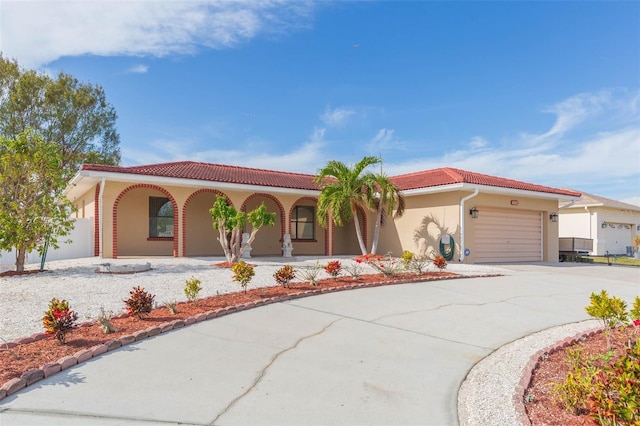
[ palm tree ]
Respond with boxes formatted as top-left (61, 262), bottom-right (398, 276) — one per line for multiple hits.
top-left (314, 156), bottom-right (380, 255)
top-left (370, 173), bottom-right (405, 254)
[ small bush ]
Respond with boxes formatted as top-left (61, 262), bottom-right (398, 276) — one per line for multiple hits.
top-left (97, 306), bottom-right (117, 334)
top-left (42, 298), bottom-right (78, 344)
top-left (585, 290), bottom-right (628, 349)
top-left (368, 256), bottom-right (401, 277)
top-left (344, 259), bottom-right (364, 279)
top-left (124, 286), bottom-right (155, 319)
top-left (401, 250), bottom-right (414, 265)
top-left (299, 262), bottom-right (321, 286)
top-left (273, 264), bottom-right (296, 288)
top-left (433, 255), bottom-right (447, 271)
top-left (165, 300), bottom-right (178, 315)
top-left (232, 261), bottom-right (255, 293)
top-left (184, 277), bottom-right (202, 304)
top-left (325, 260), bottom-right (342, 278)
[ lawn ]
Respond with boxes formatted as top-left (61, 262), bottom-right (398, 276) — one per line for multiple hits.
top-left (589, 255), bottom-right (640, 267)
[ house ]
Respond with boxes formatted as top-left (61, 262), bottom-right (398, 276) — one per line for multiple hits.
top-left (559, 191), bottom-right (640, 256)
top-left (63, 161), bottom-right (580, 263)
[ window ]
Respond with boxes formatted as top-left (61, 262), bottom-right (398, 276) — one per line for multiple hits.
top-left (149, 197), bottom-right (174, 238)
top-left (291, 205), bottom-right (315, 240)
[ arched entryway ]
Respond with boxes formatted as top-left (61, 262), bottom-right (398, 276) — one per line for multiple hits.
top-left (113, 185), bottom-right (178, 257)
top-left (183, 189), bottom-right (230, 257)
top-left (241, 193), bottom-right (284, 257)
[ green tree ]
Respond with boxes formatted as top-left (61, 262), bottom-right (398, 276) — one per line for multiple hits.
top-left (370, 172), bottom-right (405, 254)
top-left (0, 55), bottom-right (120, 179)
top-left (0, 129), bottom-right (75, 271)
top-left (209, 196), bottom-right (276, 263)
top-left (314, 156), bottom-right (381, 255)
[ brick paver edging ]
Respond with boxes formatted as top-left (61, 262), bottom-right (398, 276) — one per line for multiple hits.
top-left (0, 273), bottom-right (501, 402)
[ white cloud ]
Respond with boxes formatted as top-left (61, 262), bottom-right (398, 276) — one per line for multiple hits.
top-left (367, 128), bottom-right (406, 153)
top-left (320, 107), bottom-right (355, 128)
top-left (123, 127), bottom-right (327, 173)
top-left (1, 0), bottom-right (315, 68)
top-left (383, 90), bottom-right (640, 202)
top-left (127, 64), bottom-right (149, 74)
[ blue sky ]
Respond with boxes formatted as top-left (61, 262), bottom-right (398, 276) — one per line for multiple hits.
top-left (1, 1), bottom-right (639, 205)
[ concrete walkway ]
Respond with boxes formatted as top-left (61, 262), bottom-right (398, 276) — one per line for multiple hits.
top-left (1, 264), bottom-right (638, 425)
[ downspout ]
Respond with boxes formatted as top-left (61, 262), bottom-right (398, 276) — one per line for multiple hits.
top-left (98, 177), bottom-right (105, 258)
top-left (459, 188), bottom-right (479, 262)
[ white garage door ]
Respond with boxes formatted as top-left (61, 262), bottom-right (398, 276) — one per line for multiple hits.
top-left (603, 223), bottom-right (632, 255)
top-left (475, 208), bottom-right (542, 263)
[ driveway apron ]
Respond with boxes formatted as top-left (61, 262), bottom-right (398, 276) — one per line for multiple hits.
top-left (1, 264), bottom-right (638, 425)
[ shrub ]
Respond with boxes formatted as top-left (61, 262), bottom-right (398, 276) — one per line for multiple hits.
top-left (585, 290), bottom-right (628, 349)
top-left (401, 250), bottom-right (414, 266)
top-left (368, 256), bottom-right (401, 278)
top-left (550, 292), bottom-right (640, 425)
top-left (232, 261), bottom-right (255, 293)
top-left (124, 286), bottom-right (155, 319)
top-left (588, 342), bottom-right (640, 425)
top-left (344, 259), bottom-right (364, 279)
top-left (325, 260), bottom-right (342, 278)
top-left (97, 306), bottom-right (117, 334)
top-left (274, 264), bottom-right (296, 288)
top-left (299, 262), bottom-right (321, 286)
top-left (164, 300), bottom-right (178, 315)
top-left (407, 254), bottom-right (430, 275)
top-left (184, 277), bottom-right (202, 304)
top-left (42, 298), bottom-right (78, 344)
top-left (433, 255), bottom-right (447, 271)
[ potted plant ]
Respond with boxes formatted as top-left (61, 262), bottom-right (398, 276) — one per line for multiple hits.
top-left (633, 235), bottom-right (640, 259)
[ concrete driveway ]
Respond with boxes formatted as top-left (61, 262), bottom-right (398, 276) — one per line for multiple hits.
top-left (1, 264), bottom-right (638, 425)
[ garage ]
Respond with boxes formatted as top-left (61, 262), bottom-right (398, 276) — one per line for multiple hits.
top-left (603, 223), bottom-right (632, 255)
top-left (474, 207), bottom-right (542, 262)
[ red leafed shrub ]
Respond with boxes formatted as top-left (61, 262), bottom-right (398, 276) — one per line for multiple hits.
top-left (433, 255), bottom-right (447, 271)
top-left (325, 260), bottom-right (342, 278)
top-left (42, 298), bottom-right (78, 344)
top-left (124, 286), bottom-right (155, 319)
top-left (274, 264), bottom-right (296, 288)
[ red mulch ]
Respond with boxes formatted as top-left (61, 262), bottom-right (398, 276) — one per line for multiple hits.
top-left (0, 269), bottom-right (47, 277)
top-left (0, 271), bottom-right (456, 387)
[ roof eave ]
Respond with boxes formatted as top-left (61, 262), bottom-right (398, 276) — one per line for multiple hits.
top-left (402, 182), bottom-right (581, 200)
top-left (65, 169), bottom-right (320, 199)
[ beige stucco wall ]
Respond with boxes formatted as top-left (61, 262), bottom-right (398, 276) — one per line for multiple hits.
top-left (69, 179), bottom-right (562, 263)
top-left (73, 181), bottom-right (328, 259)
top-left (378, 191), bottom-right (560, 263)
top-left (73, 187), bottom-right (96, 220)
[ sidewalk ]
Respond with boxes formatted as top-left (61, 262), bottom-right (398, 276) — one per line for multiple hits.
top-left (0, 263), bottom-right (637, 425)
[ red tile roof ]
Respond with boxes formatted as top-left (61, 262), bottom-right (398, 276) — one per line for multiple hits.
top-left (391, 167), bottom-right (581, 197)
top-left (81, 162), bottom-right (580, 198)
top-left (82, 161), bottom-right (320, 191)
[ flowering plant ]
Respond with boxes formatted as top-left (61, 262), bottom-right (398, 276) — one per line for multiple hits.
top-left (368, 256), bottom-right (400, 277)
top-left (274, 264), bottom-right (296, 288)
top-left (325, 260), bottom-right (342, 278)
top-left (42, 298), bottom-right (78, 344)
top-left (433, 255), bottom-right (447, 271)
top-left (401, 250), bottom-right (414, 266)
top-left (343, 259), bottom-right (364, 280)
top-left (124, 286), bottom-right (155, 319)
top-left (232, 261), bottom-right (255, 293)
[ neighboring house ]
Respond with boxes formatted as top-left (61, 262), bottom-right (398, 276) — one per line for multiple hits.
top-left (63, 161), bottom-right (580, 263)
top-left (559, 191), bottom-right (640, 256)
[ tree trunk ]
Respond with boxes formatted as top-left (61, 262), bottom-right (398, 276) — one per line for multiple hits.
top-left (371, 207), bottom-right (383, 255)
top-left (352, 210), bottom-right (368, 255)
top-left (15, 248), bottom-right (26, 272)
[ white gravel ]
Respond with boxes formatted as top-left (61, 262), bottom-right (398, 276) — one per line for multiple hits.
top-left (0, 256), bottom-right (507, 343)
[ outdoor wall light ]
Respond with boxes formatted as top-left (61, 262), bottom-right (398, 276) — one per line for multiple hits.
top-left (469, 207), bottom-right (479, 219)
top-left (602, 222), bottom-right (607, 229)
top-left (549, 212), bottom-right (558, 223)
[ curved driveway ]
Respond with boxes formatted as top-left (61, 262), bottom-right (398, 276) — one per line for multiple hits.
top-left (1, 264), bottom-right (638, 425)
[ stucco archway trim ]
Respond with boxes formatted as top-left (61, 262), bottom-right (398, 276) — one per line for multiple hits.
top-left (112, 184), bottom-right (179, 258)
